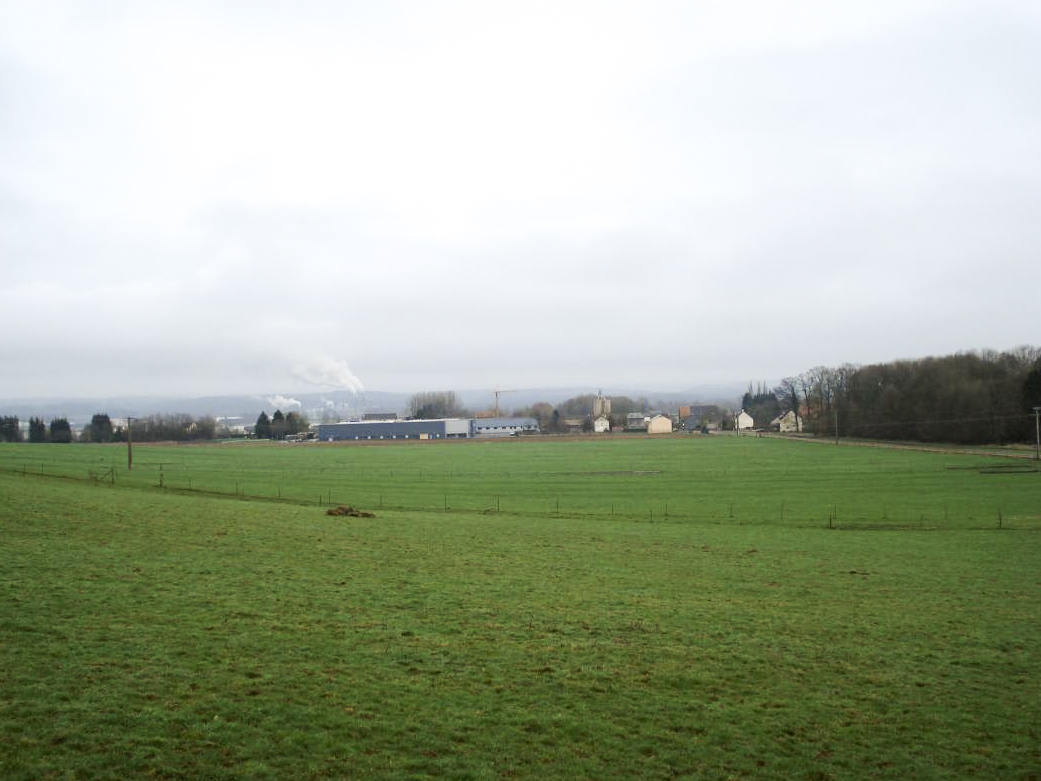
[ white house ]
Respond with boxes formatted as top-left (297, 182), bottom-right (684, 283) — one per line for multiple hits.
top-left (593, 416), bottom-right (611, 433)
top-left (734, 410), bottom-right (754, 430)
top-left (770, 410), bottom-right (802, 433)
top-left (647, 414), bottom-right (673, 434)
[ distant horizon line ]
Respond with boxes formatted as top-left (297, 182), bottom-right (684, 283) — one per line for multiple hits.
top-left (0, 381), bottom-right (749, 405)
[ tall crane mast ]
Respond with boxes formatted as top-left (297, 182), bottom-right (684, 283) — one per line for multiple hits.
top-left (493, 388), bottom-right (516, 417)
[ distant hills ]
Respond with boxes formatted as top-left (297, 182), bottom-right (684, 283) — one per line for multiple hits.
top-left (0, 383), bottom-right (745, 427)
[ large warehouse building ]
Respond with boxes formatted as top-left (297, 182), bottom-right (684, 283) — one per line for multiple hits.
top-left (471, 417), bottom-right (540, 437)
top-left (316, 419), bottom-right (471, 441)
top-left (316, 416), bottom-right (541, 442)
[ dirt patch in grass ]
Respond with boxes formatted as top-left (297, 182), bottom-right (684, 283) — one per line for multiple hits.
top-left (326, 505), bottom-right (375, 517)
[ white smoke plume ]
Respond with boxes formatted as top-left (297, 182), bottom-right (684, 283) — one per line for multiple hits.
top-left (267, 394), bottom-right (302, 409)
top-left (290, 357), bottom-right (365, 393)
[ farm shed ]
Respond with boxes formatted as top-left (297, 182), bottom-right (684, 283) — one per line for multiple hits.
top-left (647, 414), bottom-right (673, 434)
top-left (317, 419), bottom-right (470, 441)
top-left (734, 410), bottom-right (755, 430)
top-left (593, 416), bottom-right (611, 433)
top-left (562, 417), bottom-right (586, 433)
top-left (626, 412), bottom-right (649, 431)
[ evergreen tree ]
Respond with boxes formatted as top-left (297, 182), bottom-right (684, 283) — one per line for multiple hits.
top-left (48, 418), bottom-right (72, 443)
top-left (29, 417), bottom-right (47, 442)
top-left (0, 416), bottom-right (21, 442)
top-left (88, 413), bottom-right (114, 443)
top-left (270, 410), bottom-right (286, 440)
top-left (254, 411), bottom-right (271, 439)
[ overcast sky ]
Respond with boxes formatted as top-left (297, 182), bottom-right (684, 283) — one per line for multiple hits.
top-left (2, 1), bottom-right (1038, 400)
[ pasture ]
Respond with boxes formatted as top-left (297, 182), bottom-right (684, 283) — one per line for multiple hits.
top-left (1, 436), bottom-right (1039, 779)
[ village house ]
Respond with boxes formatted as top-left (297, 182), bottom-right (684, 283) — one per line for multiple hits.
top-left (647, 414), bottom-right (673, 434)
top-left (770, 410), bottom-right (802, 433)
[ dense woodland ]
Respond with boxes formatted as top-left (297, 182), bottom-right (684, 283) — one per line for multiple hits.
top-left (779, 347), bottom-right (1041, 445)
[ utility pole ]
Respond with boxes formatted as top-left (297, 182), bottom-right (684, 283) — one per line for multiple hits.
top-left (126, 416), bottom-right (133, 471)
top-left (834, 403), bottom-right (839, 446)
top-left (1034, 407), bottom-right (1040, 461)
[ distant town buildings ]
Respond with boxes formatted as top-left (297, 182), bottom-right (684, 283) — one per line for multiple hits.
top-left (680, 405), bottom-right (723, 431)
top-left (311, 391), bottom-right (755, 442)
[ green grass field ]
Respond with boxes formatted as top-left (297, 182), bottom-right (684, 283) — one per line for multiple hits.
top-left (2, 436), bottom-right (1039, 528)
top-left (1, 437), bottom-right (1039, 779)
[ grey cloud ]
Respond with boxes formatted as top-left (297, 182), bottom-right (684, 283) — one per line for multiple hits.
top-left (1, 2), bottom-right (1037, 400)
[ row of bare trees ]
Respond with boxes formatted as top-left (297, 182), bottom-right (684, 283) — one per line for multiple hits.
top-left (407, 391), bottom-right (470, 420)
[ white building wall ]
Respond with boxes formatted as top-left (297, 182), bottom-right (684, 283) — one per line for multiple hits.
top-left (778, 411), bottom-right (802, 433)
top-left (444, 419), bottom-right (471, 436)
top-left (647, 415), bottom-right (673, 434)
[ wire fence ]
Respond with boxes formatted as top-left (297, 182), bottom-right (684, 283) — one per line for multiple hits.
top-left (2, 459), bottom-right (1038, 532)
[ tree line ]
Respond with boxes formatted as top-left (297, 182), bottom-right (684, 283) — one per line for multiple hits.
top-left (1, 416), bottom-right (74, 443)
top-left (0, 413), bottom-right (226, 443)
top-left (254, 410), bottom-right (310, 439)
top-left (1, 409), bottom-right (314, 443)
top-left (775, 346), bottom-right (1041, 445)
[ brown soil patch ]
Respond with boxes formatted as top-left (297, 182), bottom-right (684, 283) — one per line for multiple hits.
top-left (326, 505), bottom-right (375, 517)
